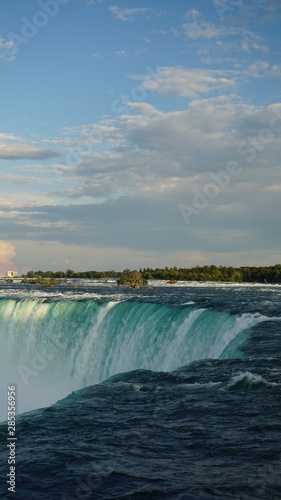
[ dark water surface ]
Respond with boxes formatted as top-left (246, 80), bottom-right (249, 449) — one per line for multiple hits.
top-left (0, 282), bottom-right (281, 499)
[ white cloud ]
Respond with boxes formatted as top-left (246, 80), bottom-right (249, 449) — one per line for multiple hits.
top-left (182, 9), bottom-right (236, 40)
top-left (133, 66), bottom-right (236, 98)
top-left (2, 98), bottom-right (281, 210)
top-left (183, 19), bottom-right (223, 40)
top-left (0, 145), bottom-right (59, 160)
top-left (0, 36), bottom-right (16, 62)
top-left (264, 184), bottom-right (281, 192)
top-left (251, 42), bottom-right (268, 53)
top-left (115, 50), bottom-right (127, 58)
top-left (0, 134), bottom-right (60, 160)
top-left (92, 52), bottom-right (103, 59)
top-left (2, 94), bottom-right (281, 265)
top-left (241, 40), bottom-right (268, 53)
top-left (184, 9), bottom-right (200, 21)
top-left (272, 64), bottom-right (281, 77)
top-left (41, 99), bottom-right (281, 209)
top-left (81, 0), bottom-right (105, 5)
top-left (182, 9), bottom-right (269, 58)
top-left (108, 5), bottom-right (152, 21)
top-left (248, 60), bottom-right (269, 77)
top-left (0, 173), bottom-right (41, 185)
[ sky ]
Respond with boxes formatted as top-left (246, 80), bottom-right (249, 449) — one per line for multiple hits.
top-left (0, 0), bottom-right (281, 273)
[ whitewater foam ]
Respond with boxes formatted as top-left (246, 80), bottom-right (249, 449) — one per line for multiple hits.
top-left (226, 371), bottom-right (279, 389)
top-left (0, 297), bottom-right (274, 421)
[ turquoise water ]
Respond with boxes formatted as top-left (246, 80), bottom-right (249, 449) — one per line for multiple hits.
top-left (0, 283), bottom-right (281, 498)
top-left (0, 296), bottom-right (267, 420)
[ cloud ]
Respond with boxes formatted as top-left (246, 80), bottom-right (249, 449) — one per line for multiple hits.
top-left (108, 5), bottom-right (153, 21)
top-left (1, 92), bottom-right (281, 267)
top-left (0, 145), bottom-right (59, 160)
top-left (182, 8), bottom-right (269, 57)
top-left (133, 66), bottom-right (236, 98)
top-left (14, 238), bottom-right (281, 271)
top-left (0, 241), bottom-right (16, 275)
top-left (92, 52), bottom-right (103, 59)
top-left (272, 64), bottom-right (281, 77)
top-left (10, 238), bottom-right (231, 271)
top-left (183, 10), bottom-right (224, 40)
top-left (9, 97), bottom-right (280, 203)
top-left (81, 0), bottom-right (105, 5)
top-left (182, 9), bottom-right (247, 41)
top-left (0, 173), bottom-right (41, 185)
top-left (0, 134), bottom-right (60, 160)
top-left (241, 40), bottom-right (268, 53)
top-left (0, 36), bottom-right (16, 62)
top-left (248, 60), bottom-right (269, 77)
top-left (242, 0), bottom-right (281, 24)
top-left (184, 9), bottom-right (200, 21)
top-left (115, 50), bottom-right (127, 58)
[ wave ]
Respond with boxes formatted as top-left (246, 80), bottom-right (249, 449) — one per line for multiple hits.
top-left (0, 298), bottom-right (272, 420)
top-left (226, 371), bottom-right (281, 390)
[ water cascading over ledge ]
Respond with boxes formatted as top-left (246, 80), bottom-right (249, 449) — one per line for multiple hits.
top-left (0, 297), bottom-right (267, 421)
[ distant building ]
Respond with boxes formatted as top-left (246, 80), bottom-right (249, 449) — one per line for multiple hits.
top-left (6, 271), bottom-right (18, 278)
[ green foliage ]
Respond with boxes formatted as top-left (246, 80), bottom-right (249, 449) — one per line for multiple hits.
top-left (142, 265), bottom-right (281, 283)
top-left (118, 270), bottom-right (148, 288)
top-left (21, 276), bottom-right (61, 287)
top-left (21, 264), bottom-right (281, 284)
top-left (22, 269), bottom-right (120, 280)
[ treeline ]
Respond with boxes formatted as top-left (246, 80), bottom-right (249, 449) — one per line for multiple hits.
top-left (23, 265), bottom-right (281, 283)
top-left (24, 269), bottom-right (119, 279)
top-left (141, 265), bottom-right (281, 283)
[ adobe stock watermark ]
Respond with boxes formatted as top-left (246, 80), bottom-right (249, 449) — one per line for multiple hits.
top-left (63, 65), bottom-right (162, 166)
top-left (17, 349), bottom-right (56, 386)
top-left (213, 0), bottom-right (242, 21)
top-left (61, 469), bottom-right (113, 500)
top-left (59, 388), bottom-right (171, 499)
top-left (8, 0), bottom-right (70, 53)
top-left (179, 106), bottom-right (281, 227)
top-left (64, 128), bottom-right (104, 166)
top-left (111, 65), bottom-right (162, 116)
top-left (244, 458), bottom-right (281, 498)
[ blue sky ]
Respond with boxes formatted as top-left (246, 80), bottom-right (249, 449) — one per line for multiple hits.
top-left (0, 0), bottom-right (281, 273)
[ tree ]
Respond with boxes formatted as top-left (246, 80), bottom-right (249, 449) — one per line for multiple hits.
top-left (65, 269), bottom-right (75, 278)
top-left (118, 270), bottom-right (148, 288)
